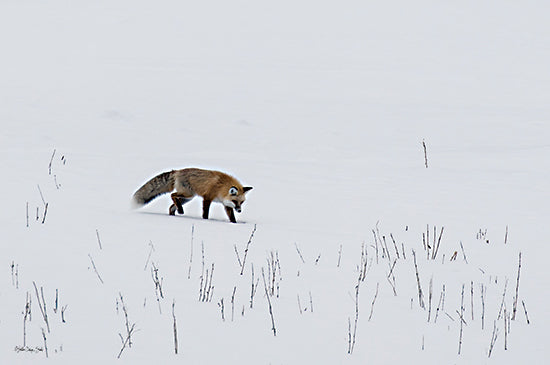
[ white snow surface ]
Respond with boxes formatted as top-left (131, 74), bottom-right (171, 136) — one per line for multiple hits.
top-left (1, 1), bottom-right (549, 363)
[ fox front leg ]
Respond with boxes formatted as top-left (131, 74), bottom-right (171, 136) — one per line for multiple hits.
top-left (225, 206), bottom-right (237, 223)
top-left (202, 199), bottom-right (212, 219)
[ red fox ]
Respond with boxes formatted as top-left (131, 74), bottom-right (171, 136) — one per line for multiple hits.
top-left (133, 168), bottom-right (252, 223)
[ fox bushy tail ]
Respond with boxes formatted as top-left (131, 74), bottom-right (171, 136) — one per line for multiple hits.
top-left (132, 171), bottom-right (175, 206)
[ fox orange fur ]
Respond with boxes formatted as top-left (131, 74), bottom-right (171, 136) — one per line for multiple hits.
top-left (133, 168), bottom-right (252, 223)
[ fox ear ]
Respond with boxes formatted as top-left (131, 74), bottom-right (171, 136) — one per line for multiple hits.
top-left (229, 186), bottom-right (238, 196)
top-left (243, 186), bottom-right (253, 193)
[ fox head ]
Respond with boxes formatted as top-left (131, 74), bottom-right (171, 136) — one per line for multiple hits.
top-left (224, 186), bottom-right (253, 213)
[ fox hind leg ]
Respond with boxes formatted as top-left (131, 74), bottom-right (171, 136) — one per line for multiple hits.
top-left (170, 193), bottom-right (191, 215)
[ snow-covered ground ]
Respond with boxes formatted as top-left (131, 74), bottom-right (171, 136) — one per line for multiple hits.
top-left (1, 1), bottom-right (549, 363)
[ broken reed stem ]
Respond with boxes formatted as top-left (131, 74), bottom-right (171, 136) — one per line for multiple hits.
top-left (240, 224), bottom-right (257, 275)
top-left (32, 282), bottom-right (50, 333)
top-left (54, 289), bottom-right (58, 314)
top-left (219, 298), bottom-right (225, 321)
top-left (117, 292), bottom-right (136, 358)
top-left (231, 286), bottom-right (237, 321)
top-left (348, 281), bottom-right (360, 354)
top-left (504, 307), bottom-right (508, 350)
top-left (48, 148), bottom-right (56, 175)
top-left (422, 140), bottom-right (428, 168)
top-left (497, 279), bottom-right (509, 320)
top-left (199, 263), bottom-right (215, 302)
top-left (261, 268), bottom-right (277, 336)
top-left (151, 262), bottom-right (164, 313)
top-left (23, 292), bottom-right (31, 347)
top-left (431, 226), bottom-right (444, 260)
top-left (382, 235), bottom-right (391, 263)
top-left (172, 300), bottom-right (178, 354)
top-left (387, 259), bottom-right (397, 296)
top-left (187, 225), bottom-right (194, 279)
top-left (434, 284), bottom-right (445, 323)
top-left (11, 261), bottom-right (18, 288)
top-left (199, 242), bottom-right (205, 299)
top-left (61, 305), bottom-right (67, 323)
top-left (117, 323), bottom-right (136, 359)
top-left (315, 254), bottom-right (321, 265)
top-left (234, 245), bottom-right (242, 268)
top-left (337, 244), bottom-right (343, 267)
top-left (390, 234), bottom-right (400, 259)
top-left (481, 283), bottom-right (486, 330)
top-left (294, 242), bottom-right (306, 264)
top-left (95, 229), bottom-right (103, 250)
top-left (26, 202), bottom-right (29, 227)
top-left (373, 233), bottom-right (379, 265)
top-left (250, 263), bottom-right (259, 308)
top-left (359, 241), bottom-right (368, 282)
top-left (458, 284), bottom-right (465, 355)
top-left (427, 276), bottom-right (433, 322)
top-left (41, 328), bottom-right (49, 358)
top-left (368, 282), bottom-right (380, 321)
top-left (412, 250), bottom-right (425, 309)
top-left (488, 320), bottom-right (499, 358)
top-left (266, 250), bottom-right (281, 297)
top-left (297, 294), bottom-right (303, 314)
top-left (511, 252), bottom-right (522, 320)
top-left (521, 300), bottom-right (530, 324)
top-left (88, 254), bottom-right (104, 284)
top-left (459, 241), bottom-right (468, 264)
top-left (41, 203), bottom-right (49, 224)
top-left (470, 281), bottom-right (474, 321)
top-left (151, 262), bottom-right (164, 298)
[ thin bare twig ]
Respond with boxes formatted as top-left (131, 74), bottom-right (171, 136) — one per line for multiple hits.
top-left (422, 140), bottom-right (428, 168)
top-left (434, 284), bottom-right (446, 323)
top-left (368, 282), bottom-right (380, 321)
top-left (41, 203), bottom-right (49, 224)
top-left (41, 328), bottom-right (49, 358)
top-left (88, 254), bottom-right (104, 284)
top-left (458, 284), bottom-right (465, 355)
top-left (240, 224), bottom-right (257, 275)
top-left (412, 250), bottom-right (425, 309)
top-left (187, 225), bottom-right (194, 279)
top-left (172, 300), bottom-right (178, 354)
top-left (95, 229), bottom-right (103, 250)
top-left (488, 320), bottom-right (499, 358)
top-left (33, 282), bottom-right (50, 333)
top-left (261, 268), bottom-right (277, 336)
top-left (522, 300), bottom-right (530, 324)
top-left (348, 280), bottom-right (360, 354)
top-left (459, 241), bottom-right (468, 264)
top-left (294, 242), bottom-right (306, 264)
top-left (512, 252), bottom-right (522, 320)
top-left (48, 148), bottom-right (56, 175)
top-left (480, 283), bottom-right (486, 330)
